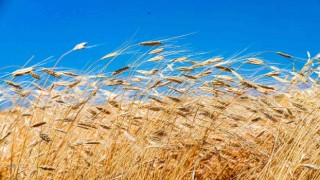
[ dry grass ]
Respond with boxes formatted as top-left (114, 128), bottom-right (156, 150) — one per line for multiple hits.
top-left (0, 39), bottom-right (320, 179)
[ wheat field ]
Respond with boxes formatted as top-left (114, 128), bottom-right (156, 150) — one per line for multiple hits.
top-left (0, 38), bottom-right (320, 179)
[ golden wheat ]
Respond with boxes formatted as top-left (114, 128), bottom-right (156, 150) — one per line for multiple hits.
top-left (0, 38), bottom-right (319, 180)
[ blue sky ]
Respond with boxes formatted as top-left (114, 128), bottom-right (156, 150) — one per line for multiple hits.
top-left (0, 0), bottom-right (319, 70)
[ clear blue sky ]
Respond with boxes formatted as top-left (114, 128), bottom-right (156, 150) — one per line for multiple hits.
top-left (0, 0), bottom-right (319, 70)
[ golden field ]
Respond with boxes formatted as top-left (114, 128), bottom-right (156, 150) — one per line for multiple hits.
top-left (0, 39), bottom-right (320, 179)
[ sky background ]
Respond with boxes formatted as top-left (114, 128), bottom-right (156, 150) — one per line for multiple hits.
top-left (0, 0), bottom-right (319, 71)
